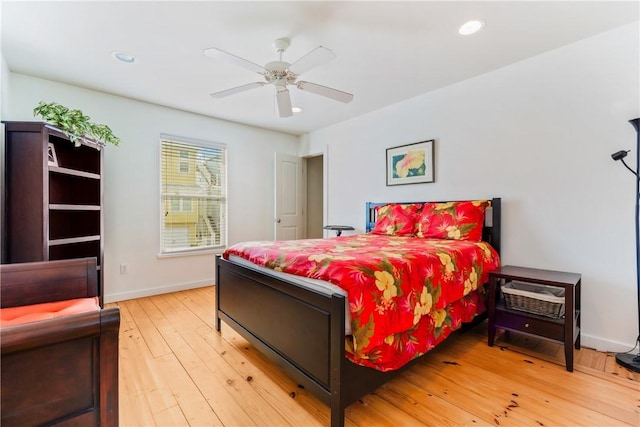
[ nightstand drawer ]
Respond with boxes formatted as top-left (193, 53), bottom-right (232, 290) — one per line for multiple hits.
top-left (495, 309), bottom-right (564, 341)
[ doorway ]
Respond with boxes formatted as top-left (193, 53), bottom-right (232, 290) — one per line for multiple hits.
top-left (306, 155), bottom-right (324, 239)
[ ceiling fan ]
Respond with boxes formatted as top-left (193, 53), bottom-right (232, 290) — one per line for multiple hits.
top-left (203, 38), bottom-right (353, 118)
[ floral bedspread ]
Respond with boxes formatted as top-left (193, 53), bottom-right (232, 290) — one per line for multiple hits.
top-left (223, 234), bottom-right (500, 371)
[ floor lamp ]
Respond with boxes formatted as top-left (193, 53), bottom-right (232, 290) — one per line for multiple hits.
top-left (611, 117), bottom-right (640, 373)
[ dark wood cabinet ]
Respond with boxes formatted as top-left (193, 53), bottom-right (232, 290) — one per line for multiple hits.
top-left (488, 265), bottom-right (581, 372)
top-left (2, 121), bottom-right (104, 304)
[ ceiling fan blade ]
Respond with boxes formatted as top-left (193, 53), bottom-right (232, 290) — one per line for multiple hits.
top-left (276, 88), bottom-right (293, 118)
top-left (203, 47), bottom-right (267, 74)
top-left (296, 81), bottom-right (353, 103)
top-left (288, 46), bottom-right (336, 75)
top-left (210, 82), bottom-right (266, 98)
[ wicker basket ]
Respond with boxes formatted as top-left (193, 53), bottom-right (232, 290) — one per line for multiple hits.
top-left (502, 281), bottom-right (565, 318)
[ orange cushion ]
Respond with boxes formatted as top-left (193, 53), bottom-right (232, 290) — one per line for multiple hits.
top-left (0, 297), bottom-right (100, 327)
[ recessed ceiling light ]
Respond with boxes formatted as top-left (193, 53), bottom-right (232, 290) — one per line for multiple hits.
top-left (458, 20), bottom-right (485, 36)
top-left (112, 51), bottom-right (135, 63)
top-left (292, 107), bottom-right (302, 113)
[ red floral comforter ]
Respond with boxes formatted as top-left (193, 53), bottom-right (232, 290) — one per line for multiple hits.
top-left (224, 234), bottom-right (500, 371)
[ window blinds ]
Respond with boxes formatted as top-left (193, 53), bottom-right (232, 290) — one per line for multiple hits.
top-left (160, 136), bottom-right (227, 254)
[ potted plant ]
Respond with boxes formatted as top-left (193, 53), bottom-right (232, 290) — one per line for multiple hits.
top-left (33, 101), bottom-right (120, 146)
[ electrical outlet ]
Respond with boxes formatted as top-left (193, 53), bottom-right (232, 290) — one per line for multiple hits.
top-left (120, 264), bottom-right (128, 274)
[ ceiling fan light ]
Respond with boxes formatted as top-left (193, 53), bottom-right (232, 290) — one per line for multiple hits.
top-left (276, 88), bottom-right (293, 118)
top-left (458, 20), bottom-right (485, 36)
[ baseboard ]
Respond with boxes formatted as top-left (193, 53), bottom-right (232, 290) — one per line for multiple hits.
top-left (103, 279), bottom-right (213, 304)
top-left (581, 333), bottom-right (638, 353)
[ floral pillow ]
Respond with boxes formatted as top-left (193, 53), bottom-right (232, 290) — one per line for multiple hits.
top-left (371, 203), bottom-right (422, 236)
top-left (415, 200), bottom-right (490, 241)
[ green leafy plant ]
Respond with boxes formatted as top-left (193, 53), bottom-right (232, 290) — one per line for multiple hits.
top-left (33, 101), bottom-right (120, 146)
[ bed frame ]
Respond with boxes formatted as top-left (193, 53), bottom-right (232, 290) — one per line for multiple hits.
top-left (215, 198), bottom-right (501, 427)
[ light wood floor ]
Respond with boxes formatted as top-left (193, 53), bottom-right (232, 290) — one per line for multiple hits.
top-left (109, 287), bottom-right (639, 426)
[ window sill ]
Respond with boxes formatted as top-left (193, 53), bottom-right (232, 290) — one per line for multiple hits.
top-left (157, 248), bottom-right (225, 259)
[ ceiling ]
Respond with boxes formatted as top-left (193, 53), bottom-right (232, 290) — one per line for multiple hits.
top-left (2, 1), bottom-right (638, 136)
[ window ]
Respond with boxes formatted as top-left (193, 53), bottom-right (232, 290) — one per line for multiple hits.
top-left (169, 197), bottom-right (192, 212)
top-left (160, 135), bottom-right (227, 254)
top-left (179, 150), bottom-right (190, 173)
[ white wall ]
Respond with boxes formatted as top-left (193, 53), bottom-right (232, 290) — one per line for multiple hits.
top-left (5, 74), bottom-right (299, 302)
top-left (0, 3), bottom-right (6, 117)
top-left (302, 22), bottom-right (640, 352)
top-left (1, 56), bottom-right (9, 117)
top-left (0, 55), bottom-right (10, 263)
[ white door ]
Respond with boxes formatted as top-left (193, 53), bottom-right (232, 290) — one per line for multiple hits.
top-left (274, 153), bottom-right (305, 240)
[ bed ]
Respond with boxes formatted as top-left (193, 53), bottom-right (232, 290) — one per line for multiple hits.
top-left (215, 198), bottom-right (501, 427)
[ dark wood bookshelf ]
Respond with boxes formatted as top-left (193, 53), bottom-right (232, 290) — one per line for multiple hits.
top-left (50, 165), bottom-right (101, 180)
top-left (2, 121), bottom-right (105, 305)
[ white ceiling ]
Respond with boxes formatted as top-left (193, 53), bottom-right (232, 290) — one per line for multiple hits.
top-left (2, 1), bottom-right (638, 136)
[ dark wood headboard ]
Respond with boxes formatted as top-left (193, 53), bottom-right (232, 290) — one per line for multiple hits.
top-left (365, 198), bottom-right (501, 255)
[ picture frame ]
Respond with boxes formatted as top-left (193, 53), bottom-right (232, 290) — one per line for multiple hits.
top-left (47, 142), bottom-right (58, 167)
top-left (386, 139), bottom-right (434, 186)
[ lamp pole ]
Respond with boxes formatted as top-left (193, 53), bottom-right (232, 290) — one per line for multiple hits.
top-left (614, 118), bottom-right (640, 373)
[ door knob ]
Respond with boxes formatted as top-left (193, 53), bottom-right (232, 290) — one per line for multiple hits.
top-left (276, 218), bottom-right (281, 223)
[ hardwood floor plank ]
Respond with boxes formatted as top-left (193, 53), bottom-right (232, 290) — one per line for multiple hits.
top-left (116, 288), bottom-right (639, 427)
top-left (124, 298), bottom-right (172, 358)
top-left (116, 302), bottom-right (157, 427)
top-left (431, 334), bottom-right (639, 425)
top-left (153, 292), bottom-right (292, 426)
top-left (217, 324), bottom-right (351, 427)
top-left (344, 389), bottom-right (431, 427)
top-left (119, 300), bottom-right (182, 420)
top-left (415, 338), bottom-right (637, 426)
top-left (138, 295), bottom-right (257, 426)
top-left (198, 327), bottom-right (325, 427)
top-left (576, 346), bottom-right (607, 371)
top-left (174, 288), bottom-right (332, 425)
top-left (151, 404), bottom-right (190, 427)
top-left (154, 353), bottom-right (224, 426)
top-left (177, 286), bottom-right (217, 327)
top-left (475, 323), bottom-right (640, 390)
top-left (403, 360), bottom-right (539, 426)
top-left (181, 286), bottom-right (328, 427)
top-left (377, 378), bottom-right (493, 426)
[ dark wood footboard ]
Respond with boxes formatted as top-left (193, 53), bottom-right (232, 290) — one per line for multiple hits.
top-left (216, 257), bottom-right (420, 427)
top-left (215, 257), bottom-right (348, 426)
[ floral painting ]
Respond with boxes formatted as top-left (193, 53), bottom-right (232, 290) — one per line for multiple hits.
top-left (386, 140), bottom-right (434, 185)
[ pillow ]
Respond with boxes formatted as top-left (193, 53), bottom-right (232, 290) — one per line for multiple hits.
top-left (0, 297), bottom-right (100, 327)
top-left (371, 203), bottom-right (422, 236)
top-left (415, 200), bottom-right (490, 241)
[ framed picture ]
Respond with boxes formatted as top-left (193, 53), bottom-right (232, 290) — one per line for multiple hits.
top-left (47, 142), bottom-right (58, 167)
top-left (386, 139), bottom-right (434, 186)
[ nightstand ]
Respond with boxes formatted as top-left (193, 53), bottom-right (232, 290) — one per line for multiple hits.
top-left (488, 265), bottom-right (581, 372)
top-left (323, 225), bottom-right (354, 236)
